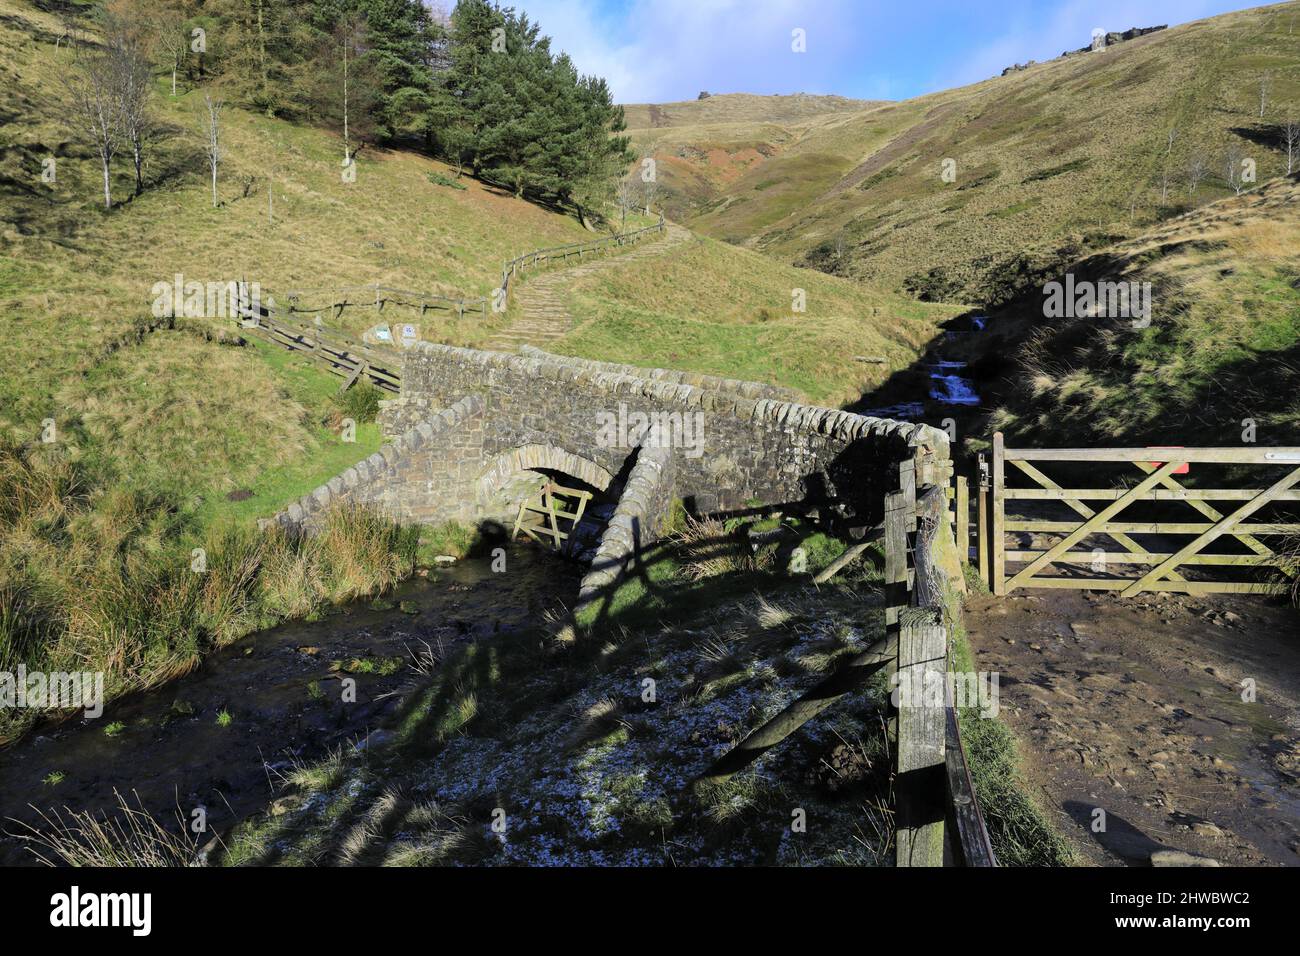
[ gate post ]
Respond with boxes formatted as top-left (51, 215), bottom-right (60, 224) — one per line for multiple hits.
top-left (955, 476), bottom-right (969, 566)
top-left (991, 432), bottom-right (1006, 595)
top-left (977, 453), bottom-right (990, 589)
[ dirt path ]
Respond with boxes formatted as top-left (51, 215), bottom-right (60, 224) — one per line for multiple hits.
top-left (484, 223), bottom-right (694, 352)
top-left (965, 588), bottom-right (1300, 866)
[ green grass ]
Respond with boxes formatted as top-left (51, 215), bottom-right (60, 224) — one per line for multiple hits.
top-left (990, 177), bottom-right (1300, 445)
top-left (557, 234), bottom-right (961, 405)
top-left (949, 622), bottom-right (1074, 866)
top-left (0, 0), bottom-right (618, 746)
top-left (640, 4), bottom-right (1300, 304)
top-left (414, 521), bottom-right (491, 563)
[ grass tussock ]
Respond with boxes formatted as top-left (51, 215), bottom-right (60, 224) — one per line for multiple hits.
top-left (8, 789), bottom-right (201, 867)
top-left (0, 439), bottom-right (417, 744)
top-left (672, 515), bottom-right (766, 581)
top-left (1280, 536), bottom-right (1300, 608)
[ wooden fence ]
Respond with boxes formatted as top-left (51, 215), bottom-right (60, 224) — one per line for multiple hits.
top-left (498, 216), bottom-right (666, 301)
top-left (887, 459), bottom-right (997, 867)
top-left (236, 294), bottom-right (402, 393)
top-left (226, 219), bottom-right (668, 389)
top-left (957, 432), bottom-right (1300, 597)
top-left (265, 216), bottom-right (667, 330)
top-left (281, 284), bottom-right (490, 324)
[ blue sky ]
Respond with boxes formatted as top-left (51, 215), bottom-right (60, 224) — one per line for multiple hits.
top-left (508, 0), bottom-right (1274, 103)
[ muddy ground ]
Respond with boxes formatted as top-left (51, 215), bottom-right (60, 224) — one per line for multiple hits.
top-left (965, 589), bottom-right (1300, 866)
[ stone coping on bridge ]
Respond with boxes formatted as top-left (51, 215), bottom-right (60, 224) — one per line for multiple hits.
top-left (516, 344), bottom-right (803, 403)
top-left (396, 341), bottom-right (948, 457)
top-left (265, 393), bottom-right (487, 531)
top-left (575, 431), bottom-right (677, 624)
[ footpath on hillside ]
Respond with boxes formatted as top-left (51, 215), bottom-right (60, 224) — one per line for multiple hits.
top-left (965, 587), bottom-right (1300, 866)
top-left (485, 222), bottom-right (694, 352)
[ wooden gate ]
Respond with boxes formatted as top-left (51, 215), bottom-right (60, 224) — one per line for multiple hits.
top-left (960, 433), bottom-right (1300, 596)
top-left (512, 481), bottom-right (592, 555)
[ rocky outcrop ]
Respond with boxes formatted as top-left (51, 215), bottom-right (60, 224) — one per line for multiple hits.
top-left (1002, 25), bottom-right (1166, 77)
top-left (1002, 61), bottom-right (1037, 76)
top-left (1061, 25), bottom-right (1166, 58)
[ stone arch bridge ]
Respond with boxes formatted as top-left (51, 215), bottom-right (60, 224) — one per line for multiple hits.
top-left (271, 343), bottom-right (952, 608)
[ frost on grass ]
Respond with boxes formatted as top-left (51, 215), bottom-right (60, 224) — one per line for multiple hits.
top-left (237, 582), bottom-right (890, 866)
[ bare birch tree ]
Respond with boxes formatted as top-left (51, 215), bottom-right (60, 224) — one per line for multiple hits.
top-left (108, 29), bottom-right (155, 197)
top-left (1283, 118), bottom-right (1300, 176)
top-left (1259, 73), bottom-right (1272, 119)
top-left (641, 167), bottom-right (659, 216)
top-left (155, 4), bottom-right (189, 96)
top-left (56, 9), bottom-right (83, 51)
top-left (338, 15), bottom-right (368, 165)
top-left (64, 49), bottom-right (120, 209)
top-left (202, 93), bottom-right (223, 208)
top-left (1186, 149), bottom-right (1209, 196)
top-left (1225, 145), bottom-right (1246, 195)
top-left (614, 173), bottom-right (637, 228)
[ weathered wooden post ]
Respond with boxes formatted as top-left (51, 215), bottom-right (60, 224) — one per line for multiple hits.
top-left (955, 475), bottom-right (969, 566)
top-left (895, 605), bottom-right (947, 866)
top-left (991, 431), bottom-right (1006, 595)
top-left (894, 483), bottom-right (952, 866)
top-left (977, 453), bottom-right (990, 588)
top-left (884, 490), bottom-right (910, 634)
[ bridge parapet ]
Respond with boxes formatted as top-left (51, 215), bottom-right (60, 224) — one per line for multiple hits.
top-left (515, 345), bottom-right (803, 403)
top-left (267, 393), bottom-right (488, 531)
top-left (575, 428), bottom-right (677, 619)
top-left (381, 343), bottom-right (948, 526)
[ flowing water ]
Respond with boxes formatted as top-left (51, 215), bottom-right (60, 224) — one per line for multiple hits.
top-left (0, 548), bottom-right (582, 865)
top-left (861, 314), bottom-right (988, 420)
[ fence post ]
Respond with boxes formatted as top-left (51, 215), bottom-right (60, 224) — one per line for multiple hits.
top-left (899, 458), bottom-right (918, 532)
top-left (895, 605), bottom-right (947, 867)
top-left (991, 432), bottom-right (1006, 595)
top-left (977, 453), bottom-right (990, 589)
top-left (884, 490), bottom-right (910, 633)
top-left (955, 475), bottom-right (969, 566)
top-left (883, 490), bottom-right (910, 750)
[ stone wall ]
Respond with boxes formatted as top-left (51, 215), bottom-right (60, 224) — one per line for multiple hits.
top-left (269, 394), bottom-right (488, 531)
top-left (380, 343), bottom-right (948, 529)
top-left (516, 345), bottom-right (802, 403)
top-left (575, 435), bottom-right (676, 619)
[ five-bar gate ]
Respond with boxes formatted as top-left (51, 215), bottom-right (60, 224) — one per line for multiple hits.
top-left (959, 433), bottom-right (1300, 596)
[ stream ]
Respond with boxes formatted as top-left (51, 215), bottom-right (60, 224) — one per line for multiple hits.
top-left (0, 548), bottom-right (582, 866)
top-left (861, 314), bottom-right (988, 420)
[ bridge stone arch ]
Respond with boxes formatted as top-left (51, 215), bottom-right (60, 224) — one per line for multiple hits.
top-left (477, 444), bottom-right (617, 504)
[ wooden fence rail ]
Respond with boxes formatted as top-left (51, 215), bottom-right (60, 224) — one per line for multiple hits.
top-left (282, 284), bottom-right (490, 323)
top-left (236, 292), bottom-right (402, 393)
top-left (499, 216), bottom-right (666, 301)
top-left (271, 217), bottom-right (667, 328)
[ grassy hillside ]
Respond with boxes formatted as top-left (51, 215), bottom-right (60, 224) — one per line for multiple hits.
top-left (553, 231), bottom-right (960, 406)
top-left (623, 93), bottom-right (882, 224)
top-left (0, 0), bottom-right (595, 484)
top-left (986, 174), bottom-right (1300, 445)
top-left (655, 4), bottom-right (1300, 300)
top-left (0, 0), bottom-right (598, 741)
